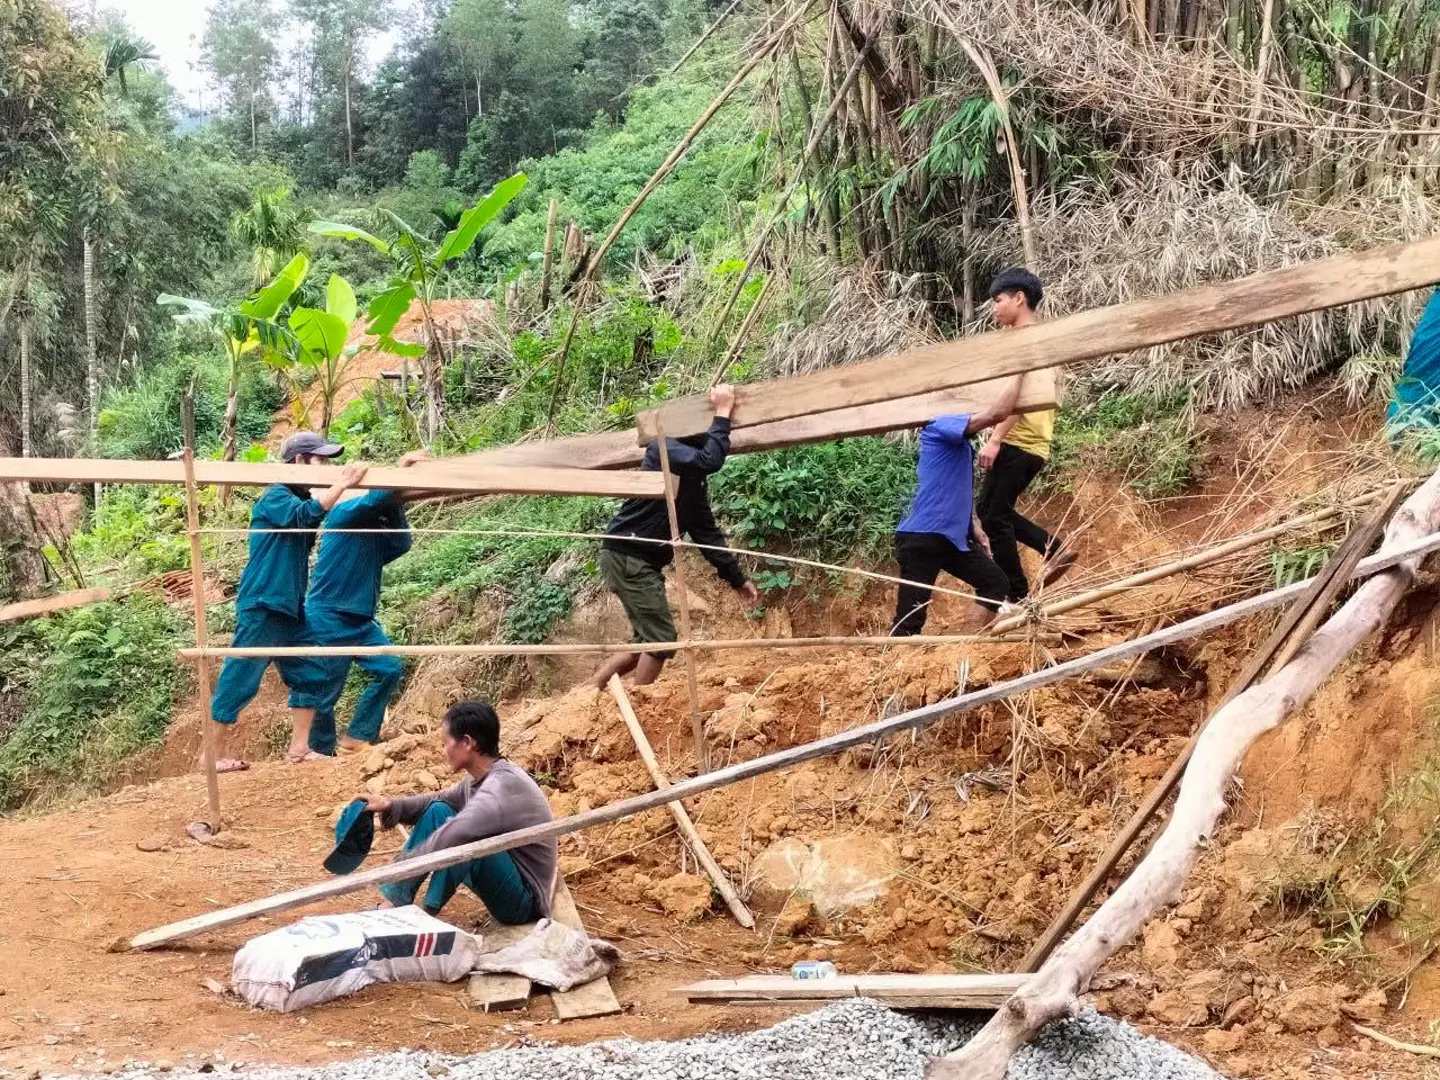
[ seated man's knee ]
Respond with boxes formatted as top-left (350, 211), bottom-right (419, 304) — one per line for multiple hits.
top-left (417, 801), bottom-right (456, 829)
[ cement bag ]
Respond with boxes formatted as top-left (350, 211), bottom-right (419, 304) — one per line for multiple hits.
top-left (232, 905), bottom-right (480, 1012)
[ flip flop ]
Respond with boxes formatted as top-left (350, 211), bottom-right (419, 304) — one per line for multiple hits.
top-left (214, 758), bottom-right (249, 774)
top-left (285, 750), bottom-right (329, 764)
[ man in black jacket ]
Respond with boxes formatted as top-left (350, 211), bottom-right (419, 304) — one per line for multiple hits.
top-left (590, 383), bottom-right (759, 688)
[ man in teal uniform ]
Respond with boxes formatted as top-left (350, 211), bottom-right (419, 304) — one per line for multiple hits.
top-left (208, 432), bottom-right (367, 770)
top-left (1389, 290), bottom-right (1440, 439)
top-left (306, 450), bottom-right (428, 755)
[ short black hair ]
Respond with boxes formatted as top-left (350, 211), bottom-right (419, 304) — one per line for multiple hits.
top-left (443, 700), bottom-right (501, 757)
top-left (987, 267), bottom-right (1043, 311)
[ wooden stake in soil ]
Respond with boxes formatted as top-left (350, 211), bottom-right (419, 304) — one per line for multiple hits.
top-left (608, 675), bottom-right (754, 928)
top-left (130, 523), bottom-right (1440, 951)
top-left (539, 198), bottom-right (559, 310)
top-left (654, 419), bottom-right (709, 772)
top-left (181, 393), bottom-right (222, 833)
top-left (1019, 483), bottom-right (1406, 972)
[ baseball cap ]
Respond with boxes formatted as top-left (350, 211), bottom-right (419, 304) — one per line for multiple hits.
top-left (324, 799), bottom-right (376, 875)
top-left (282, 431), bottom-right (344, 463)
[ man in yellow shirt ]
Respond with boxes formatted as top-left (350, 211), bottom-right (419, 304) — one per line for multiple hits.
top-left (976, 268), bottom-right (1076, 601)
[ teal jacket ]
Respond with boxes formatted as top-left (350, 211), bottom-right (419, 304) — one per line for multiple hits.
top-left (307, 489), bottom-right (412, 619)
top-left (236, 485), bottom-right (327, 618)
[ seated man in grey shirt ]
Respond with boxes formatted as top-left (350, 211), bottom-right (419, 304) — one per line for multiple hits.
top-left (358, 700), bottom-right (557, 924)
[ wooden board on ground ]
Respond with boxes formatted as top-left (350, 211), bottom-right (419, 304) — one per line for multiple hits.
top-left (0, 457), bottom-right (667, 499)
top-left (547, 877), bottom-right (622, 1020)
top-left (636, 234), bottom-right (1440, 439)
top-left (0, 587), bottom-right (111, 624)
top-left (468, 920), bottom-right (537, 1012)
top-left (459, 373), bottom-right (1058, 471)
top-left (674, 973), bottom-right (1030, 1008)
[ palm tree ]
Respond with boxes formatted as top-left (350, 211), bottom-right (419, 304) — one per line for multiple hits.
top-left (231, 189), bottom-right (306, 290)
top-left (103, 32), bottom-right (158, 94)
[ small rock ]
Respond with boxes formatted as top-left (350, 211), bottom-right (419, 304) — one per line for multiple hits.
top-left (361, 748), bottom-right (388, 777)
top-left (136, 835), bottom-right (168, 852)
top-left (774, 895), bottom-right (816, 937)
top-left (1340, 987), bottom-right (1387, 1024)
top-left (201, 978), bottom-right (226, 995)
top-left (365, 775), bottom-right (386, 795)
top-left (199, 832), bottom-right (249, 851)
top-left (1202, 1027), bottom-right (1245, 1054)
top-left (415, 770), bottom-right (441, 791)
top-left (1273, 984), bottom-right (1343, 1033)
top-left (1147, 988), bottom-right (1209, 1027)
top-left (1141, 920), bottom-right (1184, 968)
top-left (647, 872), bottom-right (713, 922)
top-left (1221, 995), bottom-right (1256, 1028)
top-left (1316, 1024), bottom-right (1344, 1047)
top-left (314, 806), bottom-right (331, 818)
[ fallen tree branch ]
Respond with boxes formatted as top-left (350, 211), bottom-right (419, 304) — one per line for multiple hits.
top-left (1352, 1023), bottom-right (1440, 1059)
top-left (928, 467), bottom-right (1440, 1080)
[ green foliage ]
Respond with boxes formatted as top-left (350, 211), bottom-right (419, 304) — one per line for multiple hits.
top-left (1270, 543), bottom-right (1336, 587)
top-left (97, 351), bottom-right (284, 459)
top-left (711, 438), bottom-right (918, 560)
top-left (0, 595), bottom-right (187, 807)
top-left (1042, 390), bottom-right (1200, 500)
top-left (501, 579), bottom-right (572, 643)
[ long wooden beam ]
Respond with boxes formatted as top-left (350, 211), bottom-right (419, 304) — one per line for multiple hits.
top-left (0, 587), bottom-right (112, 624)
top-left (0, 458), bottom-right (666, 499)
top-left (674, 973), bottom-right (1030, 1007)
top-left (131, 524), bottom-right (1440, 950)
top-left (454, 373), bottom-right (1059, 471)
top-left (636, 235), bottom-right (1440, 440)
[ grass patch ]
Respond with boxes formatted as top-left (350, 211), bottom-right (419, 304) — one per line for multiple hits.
top-left (0, 595), bottom-right (189, 808)
top-left (1039, 389), bottom-right (1200, 499)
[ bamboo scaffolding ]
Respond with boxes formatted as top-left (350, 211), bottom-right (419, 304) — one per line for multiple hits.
top-left (132, 522), bottom-right (1440, 950)
top-left (181, 395), bottom-right (222, 832)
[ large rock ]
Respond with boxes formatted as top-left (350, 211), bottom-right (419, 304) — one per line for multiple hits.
top-left (648, 872), bottom-right (714, 922)
top-left (747, 833), bottom-right (897, 915)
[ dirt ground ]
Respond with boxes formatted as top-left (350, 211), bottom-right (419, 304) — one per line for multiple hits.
top-left (4, 393), bottom-right (1440, 1079)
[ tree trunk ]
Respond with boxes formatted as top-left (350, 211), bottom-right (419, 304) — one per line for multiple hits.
top-left (928, 468), bottom-right (1440, 1080)
top-left (0, 480), bottom-right (46, 601)
top-left (343, 54), bottom-right (355, 167)
top-left (223, 375), bottom-right (239, 464)
top-left (476, 71), bottom-right (483, 117)
top-left (19, 319), bottom-right (31, 459)
top-left (83, 226), bottom-right (100, 505)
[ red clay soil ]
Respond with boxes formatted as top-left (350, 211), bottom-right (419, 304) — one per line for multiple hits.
top-left (1, 391), bottom-right (1437, 1079)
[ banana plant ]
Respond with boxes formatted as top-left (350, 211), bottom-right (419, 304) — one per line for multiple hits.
top-left (286, 274), bottom-right (361, 438)
top-left (309, 172), bottom-right (526, 447)
top-left (158, 252), bottom-right (310, 462)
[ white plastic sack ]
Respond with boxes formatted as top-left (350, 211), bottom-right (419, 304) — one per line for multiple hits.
top-left (232, 905), bottom-right (480, 1012)
top-left (471, 918), bottom-right (620, 991)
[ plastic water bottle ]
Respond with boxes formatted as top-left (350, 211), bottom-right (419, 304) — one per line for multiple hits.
top-left (791, 960), bottom-right (838, 980)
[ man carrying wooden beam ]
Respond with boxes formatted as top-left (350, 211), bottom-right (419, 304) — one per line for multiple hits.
top-left (207, 432), bottom-right (367, 771)
top-left (589, 384), bottom-right (760, 689)
top-left (305, 450), bottom-right (429, 756)
top-left (891, 377), bottom-right (1023, 635)
top-left (356, 701), bottom-right (557, 924)
top-left (976, 269), bottom-right (1076, 601)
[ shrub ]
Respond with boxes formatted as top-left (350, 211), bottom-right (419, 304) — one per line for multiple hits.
top-left (0, 594), bottom-right (188, 807)
top-left (1041, 389), bottom-right (1200, 499)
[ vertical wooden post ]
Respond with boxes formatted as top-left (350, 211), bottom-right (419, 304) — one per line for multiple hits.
top-left (182, 392), bottom-right (222, 831)
top-left (540, 198), bottom-right (560, 310)
top-left (654, 420), bottom-right (708, 772)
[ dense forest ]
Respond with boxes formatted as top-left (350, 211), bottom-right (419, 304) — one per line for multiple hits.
top-left (3, 0), bottom-right (1440, 803)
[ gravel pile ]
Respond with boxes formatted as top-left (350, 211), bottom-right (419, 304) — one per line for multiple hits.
top-left (69, 1000), bottom-right (1219, 1080)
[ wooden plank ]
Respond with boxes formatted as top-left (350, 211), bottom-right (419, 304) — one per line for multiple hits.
top-left (674, 973), bottom-right (1029, 1007)
top-left (1020, 483), bottom-right (1408, 972)
top-left (546, 877), bottom-right (622, 1020)
top-left (128, 523), bottom-right (1440, 951)
top-left (455, 374), bottom-right (1059, 471)
top-left (0, 458), bottom-right (666, 499)
top-left (609, 676), bottom-right (755, 928)
top-left (469, 920), bottom-right (537, 1012)
top-left (637, 235), bottom-right (1440, 439)
top-left (0, 587), bottom-right (111, 624)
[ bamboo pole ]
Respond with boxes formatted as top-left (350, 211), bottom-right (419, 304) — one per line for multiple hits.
top-left (989, 489), bottom-right (1388, 634)
top-left (181, 394), bottom-right (222, 833)
top-left (539, 198), bottom-right (559, 310)
top-left (608, 675), bottom-right (755, 928)
top-left (654, 419), bottom-right (709, 771)
top-left (670, 0), bottom-right (745, 74)
top-left (711, 272), bottom-right (776, 388)
top-left (131, 522), bottom-right (1440, 950)
top-left (1020, 484), bottom-right (1405, 972)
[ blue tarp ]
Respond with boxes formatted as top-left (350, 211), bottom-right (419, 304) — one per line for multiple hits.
top-left (1389, 289), bottom-right (1440, 435)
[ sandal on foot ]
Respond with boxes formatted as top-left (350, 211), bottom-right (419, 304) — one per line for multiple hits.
top-left (285, 750), bottom-right (328, 764)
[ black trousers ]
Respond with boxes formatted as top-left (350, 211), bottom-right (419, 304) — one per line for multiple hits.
top-left (976, 443), bottom-right (1063, 601)
top-left (891, 532), bottom-right (1009, 636)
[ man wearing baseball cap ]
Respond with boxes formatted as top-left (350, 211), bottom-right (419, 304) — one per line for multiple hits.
top-left (206, 431), bottom-right (367, 770)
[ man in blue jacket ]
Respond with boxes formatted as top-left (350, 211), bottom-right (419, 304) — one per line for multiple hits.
top-left (590, 383), bottom-right (759, 689)
top-left (306, 450), bottom-right (429, 756)
top-left (208, 432), bottom-right (367, 770)
top-left (891, 376), bottom-right (1024, 635)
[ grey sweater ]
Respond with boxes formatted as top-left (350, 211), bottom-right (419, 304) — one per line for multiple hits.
top-left (383, 760), bottom-right (557, 918)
